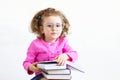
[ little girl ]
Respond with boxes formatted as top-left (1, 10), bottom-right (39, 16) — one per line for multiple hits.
top-left (23, 7), bottom-right (78, 80)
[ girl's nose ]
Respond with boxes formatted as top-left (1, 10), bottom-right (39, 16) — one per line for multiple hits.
top-left (51, 26), bottom-right (57, 30)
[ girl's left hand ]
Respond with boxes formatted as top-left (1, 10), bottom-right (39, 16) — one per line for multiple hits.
top-left (55, 54), bottom-right (69, 66)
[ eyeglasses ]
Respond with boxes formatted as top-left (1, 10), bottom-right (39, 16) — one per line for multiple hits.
top-left (43, 23), bottom-right (64, 29)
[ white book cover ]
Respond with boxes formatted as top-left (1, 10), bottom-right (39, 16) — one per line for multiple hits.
top-left (37, 61), bottom-right (85, 73)
top-left (66, 61), bottom-right (85, 73)
top-left (37, 61), bottom-right (66, 70)
top-left (42, 72), bottom-right (71, 79)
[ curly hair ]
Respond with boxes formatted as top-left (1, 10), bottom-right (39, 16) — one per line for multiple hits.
top-left (30, 7), bottom-right (70, 38)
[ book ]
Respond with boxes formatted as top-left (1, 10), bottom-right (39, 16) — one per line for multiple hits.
top-left (37, 60), bottom-right (85, 73)
top-left (37, 61), bottom-right (66, 70)
top-left (42, 72), bottom-right (71, 80)
top-left (37, 61), bottom-right (84, 80)
top-left (42, 68), bottom-right (71, 75)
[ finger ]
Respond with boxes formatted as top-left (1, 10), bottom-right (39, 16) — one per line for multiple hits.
top-left (55, 56), bottom-right (58, 59)
top-left (59, 60), bottom-right (64, 66)
top-left (57, 59), bottom-right (64, 66)
top-left (32, 63), bottom-right (40, 72)
top-left (61, 60), bottom-right (66, 66)
top-left (33, 67), bottom-right (40, 72)
top-left (33, 62), bottom-right (38, 66)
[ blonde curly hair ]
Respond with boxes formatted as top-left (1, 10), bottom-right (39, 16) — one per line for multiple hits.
top-left (30, 7), bottom-right (70, 38)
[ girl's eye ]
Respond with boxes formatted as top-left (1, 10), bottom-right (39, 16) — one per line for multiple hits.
top-left (47, 24), bottom-right (53, 27)
top-left (56, 24), bottom-right (61, 27)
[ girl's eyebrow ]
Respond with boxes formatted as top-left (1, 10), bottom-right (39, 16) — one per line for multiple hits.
top-left (45, 23), bottom-right (62, 25)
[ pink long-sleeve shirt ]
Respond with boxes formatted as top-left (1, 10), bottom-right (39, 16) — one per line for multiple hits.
top-left (23, 37), bottom-right (78, 75)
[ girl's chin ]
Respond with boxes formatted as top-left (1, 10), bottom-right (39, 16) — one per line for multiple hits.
top-left (50, 36), bottom-right (59, 39)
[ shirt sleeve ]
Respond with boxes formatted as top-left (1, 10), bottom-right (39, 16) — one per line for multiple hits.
top-left (62, 37), bottom-right (78, 62)
top-left (23, 40), bottom-right (37, 75)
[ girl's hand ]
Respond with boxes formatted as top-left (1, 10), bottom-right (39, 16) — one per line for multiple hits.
top-left (28, 62), bottom-right (41, 73)
top-left (55, 54), bottom-right (69, 66)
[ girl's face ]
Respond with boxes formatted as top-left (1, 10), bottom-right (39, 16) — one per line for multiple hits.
top-left (42, 16), bottom-right (63, 42)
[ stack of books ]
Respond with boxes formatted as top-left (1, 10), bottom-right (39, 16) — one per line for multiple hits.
top-left (37, 61), bottom-right (71, 80)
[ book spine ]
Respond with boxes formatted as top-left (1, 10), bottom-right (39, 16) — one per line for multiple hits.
top-left (42, 69), bottom-right (71, 75)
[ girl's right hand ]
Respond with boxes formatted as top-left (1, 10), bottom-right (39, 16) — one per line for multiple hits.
top-left (28, 62), bottom-right (41, 72)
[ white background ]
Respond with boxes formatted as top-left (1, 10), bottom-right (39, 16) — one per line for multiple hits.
top-left (0, 0), bottom-right (120, 80)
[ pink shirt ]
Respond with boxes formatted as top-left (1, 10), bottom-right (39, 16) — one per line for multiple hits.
top-left (23, 37), bottom-right (78, 75)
